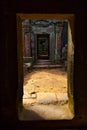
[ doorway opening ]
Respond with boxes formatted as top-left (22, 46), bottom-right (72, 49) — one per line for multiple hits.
top-left (16, 14), bottom-right (75, 120)
top-left (37, 34), bottom-right (50, 60)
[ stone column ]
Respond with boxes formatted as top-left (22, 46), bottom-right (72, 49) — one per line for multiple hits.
top-left (22, 20), bottom-right (30, 57)
top-left (54, 23), bottom-right (59, 63)
top-left (57, 24), bottom-right (63, 60)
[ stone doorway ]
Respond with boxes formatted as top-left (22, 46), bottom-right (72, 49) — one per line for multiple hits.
top-left (16, 14), bottom-right (75, 121)
top-left (37, 34), bottom-right (50, 60)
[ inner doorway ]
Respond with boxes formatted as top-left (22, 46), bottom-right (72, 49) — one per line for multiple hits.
top-left (37, 34), bottom-right (50, 60)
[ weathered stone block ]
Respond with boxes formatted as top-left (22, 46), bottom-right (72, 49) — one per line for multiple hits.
top-left (37, 92), bottom-right (57, 104)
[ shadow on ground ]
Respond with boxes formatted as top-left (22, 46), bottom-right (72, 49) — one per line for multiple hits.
top-left (19, 107), bottom-right (44, 120)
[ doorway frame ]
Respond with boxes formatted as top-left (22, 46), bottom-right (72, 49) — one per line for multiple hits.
top-left (16, 13), bottom-right (75, 119)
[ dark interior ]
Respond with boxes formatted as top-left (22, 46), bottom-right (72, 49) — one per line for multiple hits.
top-left (37, 34), bottom-right (49, 59)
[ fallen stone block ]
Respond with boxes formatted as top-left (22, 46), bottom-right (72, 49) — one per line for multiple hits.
top-left (24, 63), bottom-right (32, 68)
top-left (37, 92), bottom-right (57, 104)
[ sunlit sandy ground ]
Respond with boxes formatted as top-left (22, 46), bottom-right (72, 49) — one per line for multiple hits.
top-left (24, 68), bottom-right (67, 93)
top-left (19, 68), bottom-right (74, 120)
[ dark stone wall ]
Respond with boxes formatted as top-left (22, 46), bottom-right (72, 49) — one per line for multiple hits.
top-left (1, 0), bottom-right (18, 122)
top-left (61, 22), bottom-right (68, 47)
top-left (1, 0), bottom-right (87, 129)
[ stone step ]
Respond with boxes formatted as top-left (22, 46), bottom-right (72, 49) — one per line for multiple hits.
top-left (33, 64), bottom-right (63, 69)
top-left (23, 92), bottom-right (68, 105)
top-left (35, 60), bottom-right (52, 65)
top-left (37, 92), bottom-right (68, 105)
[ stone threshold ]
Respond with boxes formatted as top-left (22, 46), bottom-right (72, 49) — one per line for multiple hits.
top-left (33, 64), bottom-right (63, 69)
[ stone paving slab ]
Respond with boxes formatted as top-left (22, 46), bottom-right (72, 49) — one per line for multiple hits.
top-left (56, 93), bottom-right (68, 104)
top-left (23, 99), bottom-right (36, 105)
top-left (37, 92), bottom-right (57, 104)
